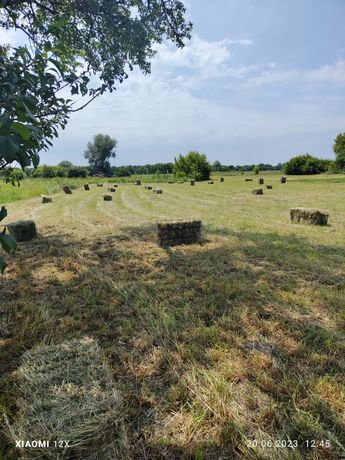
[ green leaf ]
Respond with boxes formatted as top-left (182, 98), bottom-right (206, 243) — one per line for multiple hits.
top-left (0, 256), bottom-right (7, 274)
top-left (0, 233), bottom-right (17, 254)
top-left (12, 122), bottom-right (32, 141)
top-left (0, 206), bottom-right (7, 222)
top-left (0, 135), bottom-right (20, 162)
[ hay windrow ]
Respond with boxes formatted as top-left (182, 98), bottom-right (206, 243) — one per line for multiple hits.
top-left (7, 337), bottom-right (127, 459)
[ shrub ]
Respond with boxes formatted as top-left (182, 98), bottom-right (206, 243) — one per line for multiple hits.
top-left (284, 154), bottom-right (329, 175)
top-left (174, 151), bottom-right (211, 181)
top-left (253, 165), bottom-right (259, 175)
top-left (67, 167), bottom-right (88, 178)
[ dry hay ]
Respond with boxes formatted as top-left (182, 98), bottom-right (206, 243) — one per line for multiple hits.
top-left (103, 195), bottom-right (113, 201)
top-left (6, 220), bottom-right (37, 242)
top-left (290, 208), bottom-right (329, 226)
top-left (245, 178), bottom-right (253, 182)
top-left (252, 188), bottom-right (263, 195)
top-left (84, 184), bottom-right (90, 191)
top-left (62, 185), bottom-right (72, 194)
top-left (280, 176), bottom-right (287, 183)
top-left (220, 177), bottom-right (224, 182)
top-left (41, 195), bottom-right (52, 203)
top-left (190, 180), bottom-right (195, 186)
top-left (6, 337), bottom-right (127, 459)
top-left (266, 185), bottom-right (273, 190)
top-left (258, 178), bottom-right (264, 184)
top-left (157, 220), bottom-right (202, 247)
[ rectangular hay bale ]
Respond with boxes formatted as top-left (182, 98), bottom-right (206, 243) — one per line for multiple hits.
top-left (290, 208), bottom-right (329, 225)
top-left (157, 220), bottom-right (202, 247)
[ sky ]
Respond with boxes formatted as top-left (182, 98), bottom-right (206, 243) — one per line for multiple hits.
top-left (2, 0), bottom-right (345, 166)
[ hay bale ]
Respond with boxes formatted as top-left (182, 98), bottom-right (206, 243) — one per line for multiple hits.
top-left (190, 180), bottom-right (195, 186)
top-left (108, 188), bottom-right (116, 193)
top-left (252, 188), bottom-right (263, 195)
top-left (266, 185), bottom-right (273, 190)
top-left (6, 338), bottom-right (127, 459)
top-left (113, 184), bottom-right (119, 188)
top-left (41, 195), bottom-right (52, 203)
top-left (6, 220), bottom-right (37, 242)
top-left (84, 184), bottom-right (90, 191)
top-left (147, 186), bottom-right (153, 190)
top-left (103, 195), bottom-right (113, 201)
top-left (220, 177), bottom-right (224, 182)
top-left (290, 208), bottom-right (329, 226)
top-left (62, 185), bottom-right (72, 194)
top-left (258, 178), bottom-right (264, 184)
top-left (153, 189), bottom-right (163, 194)
top-left (168, 181), bottom-right (175, 184)
top-left (157, 220), bottom-right (202, 247)
top-left (208, 181), bottom-right (214, 184)
top-left (280, 176), bottom-right (287, 183)
top-left (245, 178), bottom-right (253, 182)
top-left (135, 179), bottom-right (141, 186)
top-left (97, 183), bottom-right (103, 187)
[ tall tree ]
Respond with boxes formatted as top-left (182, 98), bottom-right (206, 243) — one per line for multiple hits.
top-left (333, 133), bottom-right (345, 169)
top-left (84, 134), bottom-right (117, 175)
top-left (174, 151), bottom-right (212, 181)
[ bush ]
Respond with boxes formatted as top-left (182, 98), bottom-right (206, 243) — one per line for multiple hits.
top-left (253, 165), bottom-right (259, 175)
top-left (174, 151), bottom-right (211, 181)
top-left (284, 154), bottom-right (329, 175)
top-left (67, 167), bottom-right (88, 178)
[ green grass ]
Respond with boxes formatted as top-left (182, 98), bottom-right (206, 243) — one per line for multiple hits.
top-left (1, 174), bottom-right (345, 459)
top-left (0, 174), bottom-right (177, 204)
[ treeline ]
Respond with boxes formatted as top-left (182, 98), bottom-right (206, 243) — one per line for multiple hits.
top-left (212, 161), bottom-right (283, 172)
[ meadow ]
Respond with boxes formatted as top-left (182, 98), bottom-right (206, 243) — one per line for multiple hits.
top-left (0, 173), bottom-right (344, 459)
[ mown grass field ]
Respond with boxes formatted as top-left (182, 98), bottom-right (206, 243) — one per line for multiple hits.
top-left (1, 173), bottom-right (345, 459)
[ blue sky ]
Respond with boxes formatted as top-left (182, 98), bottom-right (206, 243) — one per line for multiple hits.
top-left (2, 0), bottom-right (345, 166)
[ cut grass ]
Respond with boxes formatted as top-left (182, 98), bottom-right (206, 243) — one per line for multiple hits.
top-left (0, 174), bottom-right (345, 459)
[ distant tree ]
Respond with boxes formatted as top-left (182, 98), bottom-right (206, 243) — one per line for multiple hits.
top-left (284, 154), bottom-right (329, 175)
top-left (174, 151), bottom-right (211, 181)
top-left (253, 165), bottom-right (260, 175)
top-left (333, 133), bottom-right (345, 169)
top-left (84, 134), bottom-right (117, 175)
top-left (58, 161), bottom-right (73, 169)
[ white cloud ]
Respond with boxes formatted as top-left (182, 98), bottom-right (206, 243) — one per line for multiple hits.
top-left (248, 60), bottom-right (345, 87)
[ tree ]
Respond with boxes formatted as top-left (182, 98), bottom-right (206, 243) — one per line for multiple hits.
top-left (333, 133), bottom-right (345, 169)
top-left (174, 151), bottom-right (212, 181)
top-left (253, 165), bottom-right (259, 175)
top-left (58, 160), bottom-right (73, 169)
top-left (0, 1), bottom-right (192, 171)
top-left (84, 134), bottom-right (117, 175)
top-left (284, 154), bottom-right (329, 175)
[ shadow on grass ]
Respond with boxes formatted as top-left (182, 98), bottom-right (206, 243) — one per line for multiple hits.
top-left (1, 225), bottom-right (344, 459)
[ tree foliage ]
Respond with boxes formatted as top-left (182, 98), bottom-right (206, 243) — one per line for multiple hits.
top-left (0, 0), bottom-right (192, 170)
top-left (284, 154), bottom-right (330, 175)
top-left (174, 151), bottom-right (211, 181)
top-left (333, 132), bottom-right (345, 169)
top-left (0, 206), bottom-right (17, 273)
top-left (84, 134), bottom-right (117, 175)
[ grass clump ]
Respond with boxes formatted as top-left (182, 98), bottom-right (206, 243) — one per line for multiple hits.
top-left (6, 337), bottom-right (127, 459)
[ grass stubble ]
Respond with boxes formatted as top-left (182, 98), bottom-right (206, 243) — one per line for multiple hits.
top-left (0, 173), bottom-right (344, 459)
